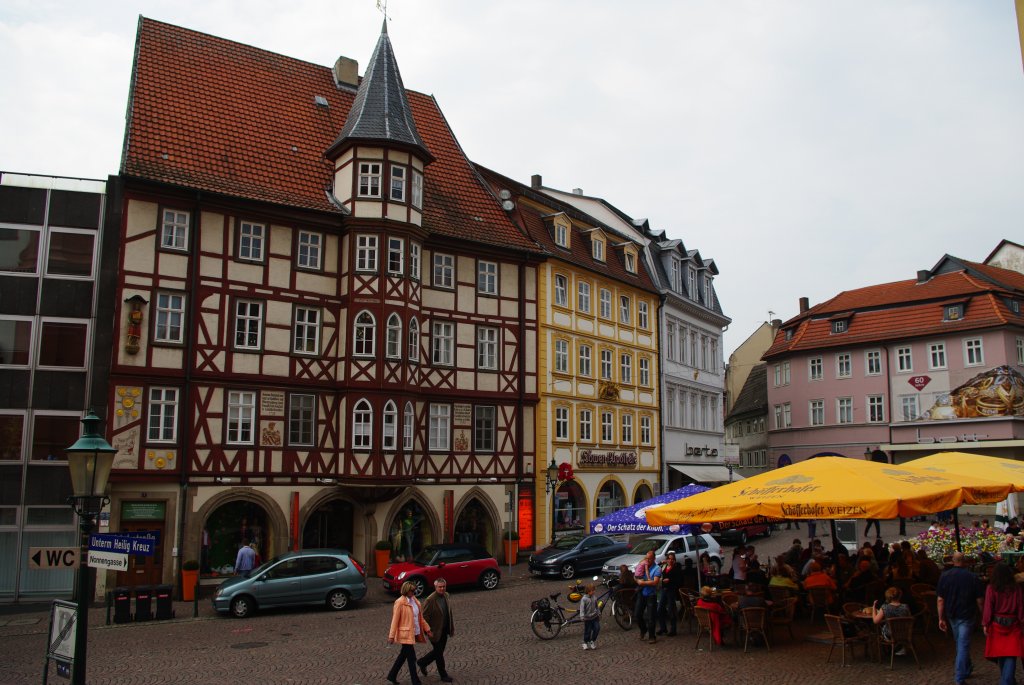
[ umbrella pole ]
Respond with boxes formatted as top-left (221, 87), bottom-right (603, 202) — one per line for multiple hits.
top-left (953, 509), bottom-right (962, 553)
top-left (829, 519), bottom-right (838, 552)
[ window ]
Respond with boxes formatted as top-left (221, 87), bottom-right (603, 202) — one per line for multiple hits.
top-left (620, 353), bottom-right (632, 384)
top-left (382, 401), bottom-right (397, 450)
top-left (352, 399), bottom-right (372, 449)
top-left (37, 321), bottom-right (87, 367)
top-left (619, 295), bottom-right (631, 324)
top-left (390, 165), bottom-right (406, 201)
top-left (621, 414), bottom-right (633, 443)
top-left (578, 282), bottom-right (591, 313)
top-left (868, 395), bottom-right (885, 423)
top-left (474, 406), bottom-right (496, 452)
top-left (809, 357), bottom-right (822, 381)
top-left (477, 261), bottom-right (498, 295)
top-left (640, 416), bottom-right (651, 445)
top-left (600, 411), bottom-right (614, 443)
top-left (625, 252), bottom-right (636, 273)
top-left (477, 326), bottom-right (498, 370)
top-left (227, 391), bottom-right (256, 444)
top-left (579, 344), bottom-right (592, 377)
top-left (638, 301), bottom-right (649, 329)
top-left (353, 311), bottom-right (376, 357)
top-left (836, 353), bottom-right (851, 378)
top-left (944, 303), bottom-right (964, 321)
top-left (358, 162), bottom-right (382, 197)
top-left (579, 409), bottom-right (592, 442)
top-left (238, 221), bottom-right (265, 261)
top-left (553, 274), bottom-right (568, 307)
top-left (639, 357), bottom-right (650, 386)
top-left (897, 346), bottom-right (912, 372)
top-left (866, 350), bottom-right (881, 376)
top-left (428, 404), bottom-right (450, 451)
top-left (0, 318), bottom-right (31, 365)
top-left (234, 300), bottom-right (263, 350)
top-left (593, 239), bottom-right (604, 262)
top-left (0, 226), bottom-right (40, 273)
top-left (386, 313), bottom-right (402, 359)
top-left (783, 402), bottom-right (791, 428)
top-left (928, 342), bottom-right (947, 369)
top-left (555, 223), bottom-right (568, 248)
top-left (666, 389), bottom-right (676, 427)
top-left (403, 402), bottom-right (415, 450)
top-left (1018, 337), bottom-right (1024, 365)
top-left (355, 235), bottom-right (378, 272)
top-left (774, 404), bottom-right (783, 430)
top-left (690, 331), bottom-right (698, 367)
top-left (408, 318), bottom-right (420, 361)
top-left (704, 275), bottom-right (714, 308)
top-left (410, 242), bottom-right (421, 280)
top-left (831, 319), bottom-right (847, 334)
top-left (600, 349), bottom-right (613, 380)
top-left (688, 267), bottom-right (697, 300)
top-left (810, 399), bottom-right (824, 427)
top-left (29, 414), bottom-right (78, 461)
top-left (41, 232), bottom-right (89, 278)
top-left (900, 395), bottom-right (919, 422)
top-left (555, 406), bottom-right (569, 440)
top-left (774, 364), bottom-right (781, 386)
top-left (837, 397), bottom-right (853, 424)
top-left (432, 321), bottom-right (454, 365)
top-left (411, 170), bottom-right (423, 208)
top-left (964, 338), bottom-right (984, 366)
top-left (161, 209), bottom-right (189, 251)
top-left (666, 323), bottom-right (675, 361)
top-left (289, 394), bottom-right (316, 446)
top-left (781, 361), bottom-right (791, 385)
top-left (154, 292), bottom-right (185, 344)
top-left (599, 288), bottom-right (612, 319)
top-left (297, 230), bottom-right (322, 270)
top-left (433, 253), bottom-right (454, 288)
top-left (293, 307), bottom-right (321, 355)
top-left (147, 388), bottom-right (178, 442)
top-left (0, 414), bottom-right (24, 460)
top-left (554, 339), bottom-right (569, 373)
top-left (387, 237), bottom-right (404, 275)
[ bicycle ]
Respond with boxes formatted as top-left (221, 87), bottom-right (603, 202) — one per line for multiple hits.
top-left (530, 577), bottom-right (632, 639)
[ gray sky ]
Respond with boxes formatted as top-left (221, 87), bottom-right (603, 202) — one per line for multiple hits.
top-left (2, 1), bottom-right (1022, 356)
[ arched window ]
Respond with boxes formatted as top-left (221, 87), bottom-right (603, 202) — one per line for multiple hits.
top-left (353, 311), bottom-right (375, 357)
top-left (386, 313), bottom-right (402, 359)
top-left (408, 317), bottom-right (420, 361)
top-left (382, 400), bottom-right (397, 450)
top-left (352, 399), bottom-right (372, 449)
top-left (403, 402), bottom-right (415, 450)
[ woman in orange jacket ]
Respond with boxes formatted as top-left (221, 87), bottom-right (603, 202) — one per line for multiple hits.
top-left (387, 581), bottom-right (432, 685)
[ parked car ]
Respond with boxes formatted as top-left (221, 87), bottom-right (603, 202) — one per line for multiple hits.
top-left (602, 533), bottom-right (723, 579)
top-left (528, 533), bottom-right (631, 579)
top-left (712, 521), bottom-right (772, 545)
top-left (213, 548), bottom-right (367, 618)
top-left (383, 543), bottom-right (500, 597)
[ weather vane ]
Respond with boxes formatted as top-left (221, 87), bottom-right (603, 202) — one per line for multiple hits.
top-left (376, 0), bottom-right (392, 23)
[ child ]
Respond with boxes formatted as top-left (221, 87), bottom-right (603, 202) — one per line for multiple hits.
top-left (580, 582), bottom-right (600, 650)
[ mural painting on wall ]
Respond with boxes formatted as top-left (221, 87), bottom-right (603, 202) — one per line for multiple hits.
top-left (921, 366), bottom-right (1024, 420)
top-left (261, 392), bottom-right (285, 446)
top-left (202, 501), bottom-right (268, 576)
top-left (112, 386), bottom-right (143, 469)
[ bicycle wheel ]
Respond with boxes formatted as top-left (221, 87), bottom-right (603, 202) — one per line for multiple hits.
top-left (612, 599), bottom-right (633, 630)
top-left (531, 609), bottom-right (562, 640)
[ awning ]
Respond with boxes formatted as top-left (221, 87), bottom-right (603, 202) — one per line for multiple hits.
top-left (670, 464), bottom-right (745, 483)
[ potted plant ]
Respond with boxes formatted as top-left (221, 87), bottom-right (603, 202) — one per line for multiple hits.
top-left (502, 529), bottom-right (520, 564)
top-left (181, 559), bottom-right (200, 601)
top-left (374, 539), bottom-right (392, 578)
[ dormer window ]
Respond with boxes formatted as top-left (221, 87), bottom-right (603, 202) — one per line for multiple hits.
top-left (785, 329), bottom-right (794, 341)
top-left (624, 251), bottom-right (636, 273)
top-left (703, 275), bottom-right (714, 308)
top-left (390, 165), bottom-right (406, 201)
top-left (555, 223), bottom-right (568, 248)
top-left (1010, 299), bottom-right (1021, 315)
top-left (687, 267), bottom-right (697, 300)
top-left (831, 319), bottom-right (847, 334)
top-left (944, 303), bottom-right (965, 321)
top-left (358, 162), bottom-right (382, 197)
top-left (593, 238), bottom-right (605, 262)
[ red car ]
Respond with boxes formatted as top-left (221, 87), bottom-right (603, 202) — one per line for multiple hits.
top-left (382, 543), bottom-right (501, 597)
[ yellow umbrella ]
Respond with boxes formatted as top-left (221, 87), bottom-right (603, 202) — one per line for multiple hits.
top-left (645, 456), bottom-right (1010, 526)
top-left (906, 451), bottom-right (1024, 491)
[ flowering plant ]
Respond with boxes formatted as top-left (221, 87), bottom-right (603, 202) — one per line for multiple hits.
top-left (909, 525), bottom-right (1002, 562)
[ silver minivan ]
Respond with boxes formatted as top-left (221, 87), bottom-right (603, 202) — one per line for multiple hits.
top-left (213, 548), bottom-right (367, 618)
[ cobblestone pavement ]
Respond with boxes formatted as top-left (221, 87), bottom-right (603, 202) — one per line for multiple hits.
top-left (0, 520), bottom-right (984, 684)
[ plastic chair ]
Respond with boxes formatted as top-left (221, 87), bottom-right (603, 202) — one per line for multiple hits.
top-left (694, 606), bottom-right (715, 651)
top-left (824, 614), bottom-right (869, 667)
top-left (878, 616), bottom-right (920, 670)
top-left (740, 606), bottom-right (771, 652)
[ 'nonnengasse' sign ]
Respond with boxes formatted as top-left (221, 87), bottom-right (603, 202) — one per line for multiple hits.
top-left (908, 375), bottom-right (931, 391)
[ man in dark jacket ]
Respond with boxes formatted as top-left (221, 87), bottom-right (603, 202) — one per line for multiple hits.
top-left (657, 552), bottom-right (683, 636)
top-left (418, 578), bottom-right (454, 683)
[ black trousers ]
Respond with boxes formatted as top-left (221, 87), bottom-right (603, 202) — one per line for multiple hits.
top-left (864, 519), bottom-right (881, 537)
top-left (418, 632), bottom-right (449, 677)
top-left (387, 643), bottom-right (421, 685)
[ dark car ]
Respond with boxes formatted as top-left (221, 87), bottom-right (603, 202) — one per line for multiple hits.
top-left (528, 533), bottom-right (631, 579)
top-left (383, 543), bottom-right (500, 597)
top-left (712, 521), bottom-right (772, 545)
top-left (212, 548), bottom-right (367, 618)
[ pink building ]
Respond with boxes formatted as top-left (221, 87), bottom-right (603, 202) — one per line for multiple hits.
top-left (764, 253), bottom-right (1024, 465)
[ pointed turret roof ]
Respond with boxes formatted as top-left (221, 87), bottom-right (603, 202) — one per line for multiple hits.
top-left (326, 20), bottom-right (432, 161)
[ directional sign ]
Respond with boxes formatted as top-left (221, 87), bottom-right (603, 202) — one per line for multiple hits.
top-left (89, 533), bottom-right (156, 556)
top-left (87, 550), bottom-right (129, 571)
top-left (29, 547), bottom-right (80, 570)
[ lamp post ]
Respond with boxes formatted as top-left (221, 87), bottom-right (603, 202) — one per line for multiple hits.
top-left (544, 459), bottom-right (559, 546)
top-left (65, 410), bottom-right (116, 685)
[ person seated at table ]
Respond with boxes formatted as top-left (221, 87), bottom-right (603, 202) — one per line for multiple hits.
top-left (832, 552), bottom-right (854, 589)
top-left (999, 534), bottom-right (1017, 556)
top-left (803, 561), bottom-right (838, 605)
top-left (783, 539), bottom-right (803, 569)
top-left (857, 546), bottom-right (880, 575)
top-left (845, 558), bottom-right (881, 603)
top-left (1007, 518), bottom-right (1021, 536)
top-left (696, 585), bottom-right (733, 645)
top-left (873, 586), bottom-right (912, 653)
top-left (699, 552), bottom-right (717, 582)
top-left (914, 548), bottom-right (940, 585)
top-left (872, 538), bottom-right (890, 568)
top-left (770, 555), bottom-right (800, 591)
top-left (680, 557), bottom-right (699, 592)
top-left (884, 550), bottom-right (914, 585)
top-left (738, 582), bottom-right (770, 610)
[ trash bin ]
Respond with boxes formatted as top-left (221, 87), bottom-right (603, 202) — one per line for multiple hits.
top-left (113, 586), bottom-right (132, 624)
top-left (134, 585), bottom-right (153, 622)
top-left (154, 584), bottom-right (174, 620)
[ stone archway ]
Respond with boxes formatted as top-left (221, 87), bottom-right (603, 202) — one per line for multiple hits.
top-left (632, 480), bottom-right (654, 505)
top-left (453, 487), bottom-right (503, 557)
top-left (189, 488), bottom-right (288, 577)
top-left (382, 489), bottom-right (441, 562)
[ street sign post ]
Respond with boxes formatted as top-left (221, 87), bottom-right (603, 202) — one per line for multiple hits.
top-left (42, 599), bottom-right (77, 684)
top-left (29, 548), bottom-right (80, 570)
top-left (89, 533), bottom-right (157, 556)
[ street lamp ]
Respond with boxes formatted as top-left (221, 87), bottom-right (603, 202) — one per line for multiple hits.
top-left (545, 459), bottom-right (559, 545)
top-left (65, 410), bottom-right (116, 685)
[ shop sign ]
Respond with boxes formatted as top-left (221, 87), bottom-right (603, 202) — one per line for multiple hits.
top-left (121, 502), bottom-right (166, 521)
top-left (908, 375), bottom-right (931, 391)
top-left (685, 444), bottom-right (719, 457)
top-left (578, 449), bottom-right (637, 468)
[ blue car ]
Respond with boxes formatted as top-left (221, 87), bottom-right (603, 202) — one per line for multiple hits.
top-left (213, 548), bottom-right (367, 618)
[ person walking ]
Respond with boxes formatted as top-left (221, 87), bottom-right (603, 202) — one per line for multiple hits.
top-left (234, 538), bottom-right (256, 575)
top-left (982, 562), bottom-right (1024, 685)
top-left (579, 582), bottom-right (601, 650)
top-left (634, 550), bottom-right (662, 644)
top-left (387, 581), bottom-right (432, 685)
top-left (418, 578), bottom-right (454, 682)
top-left (937, 551), bottom-right (985, 685)
top-left (864, 518), bottom-right (881, 538)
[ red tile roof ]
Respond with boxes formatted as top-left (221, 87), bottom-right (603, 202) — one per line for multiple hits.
top-left (122, 18), bottom-right (539, 253)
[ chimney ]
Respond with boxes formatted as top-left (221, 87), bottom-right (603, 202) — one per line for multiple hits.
top-left (771, 319), bottom-right (782, 329)
top-left (917, 270), bottom-right (930, 283)
top-left (531, 174), bottom-right (542, 189)
top-left (572, 188), bottom-right (583, 195)
top-left (799, 297), bottom-right (809, 313)
top-left (334, 56), bottom-right (359, 88)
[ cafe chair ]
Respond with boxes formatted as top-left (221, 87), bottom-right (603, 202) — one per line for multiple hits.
top-left (678, 589), bottom-right (697, 633)
top-left (825, 614), bottom-right (869, 667)
top-left (807, 586), bottom-right (831, 623)
top-left (768, 597), bottom-right (797, 642)
top-left (694, 606), bottom-right (715, 651)
top-left (878, 616), bottom-right (920, 670)
top-left (909, 583), bottom-right (935, 597)
top-left (740, 606), bottom-right (771, 653)
top-left (768, 585), bottom-right (792, 603)
top-left (842, 602), bottom-right (865, 620)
